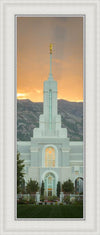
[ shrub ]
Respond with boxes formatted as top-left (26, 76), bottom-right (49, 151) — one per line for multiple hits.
top-left (73, 198), bottom-right (83, 205)
top-left (17, 198), bottom-right (28, 204)
top-left (64, 196), bottom-right (70, 204)
top-left (55, 201), bottom-right (58, 205)
top-left (48, 196), bottom-right (58, 202)
top-left (52, 196), bottom-right (58, 201)
top-left (62, 179), bottom-right (74, 193)
top-left (28, 198), bottom-right (35, 204)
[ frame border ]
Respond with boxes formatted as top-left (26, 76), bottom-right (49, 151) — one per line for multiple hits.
top-left (0, 0), bottom-right (100, 234)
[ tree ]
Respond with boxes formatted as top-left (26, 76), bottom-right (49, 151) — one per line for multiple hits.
top-left (21, 178), bottom-right (26, 194)
top-left (41, 180), bottom-right (44, 195)
top-left (62, 179), bottom-right (74, 193)
top-left (17, 152), bottom-right (25, 193)
top-left (57, 181), bottom-right (61, 197)
top-left (26, 178), bottom-right (39, 194)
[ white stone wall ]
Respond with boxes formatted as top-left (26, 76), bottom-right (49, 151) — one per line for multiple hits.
top-left (17, 139), bottom-right (83, 188)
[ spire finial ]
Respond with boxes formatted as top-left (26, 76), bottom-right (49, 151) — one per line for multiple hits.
top-left (50, 43), bottom-right (53, 54)
top-left (48, 43), bottom-right (53, 80)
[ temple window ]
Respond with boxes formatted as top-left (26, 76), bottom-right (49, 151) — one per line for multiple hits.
top-left (45, 147), bottom-right (55, 167)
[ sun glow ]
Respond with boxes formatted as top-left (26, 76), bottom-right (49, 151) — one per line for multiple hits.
top-left (17, 93), bottom-right (27, 99)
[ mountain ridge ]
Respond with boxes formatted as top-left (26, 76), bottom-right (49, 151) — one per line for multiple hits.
top-left (17, 99), bottom-right (83, 141)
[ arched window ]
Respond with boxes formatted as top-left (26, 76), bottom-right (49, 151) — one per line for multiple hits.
top-left (75, 177), bottom-right (83, 194)
top-left (45, 147), bottom-right (55, 167)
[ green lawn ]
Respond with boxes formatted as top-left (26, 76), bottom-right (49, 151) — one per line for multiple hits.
top-left (17, 204), bottom-right (83, 218)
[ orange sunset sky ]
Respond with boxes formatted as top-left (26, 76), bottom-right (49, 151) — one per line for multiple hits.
top-left (17, 17), bottom-right (83, 102)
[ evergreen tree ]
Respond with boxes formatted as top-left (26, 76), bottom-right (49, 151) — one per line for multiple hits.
top-left (26, 178), bottom-right (39, 194)
top-left (57, 181), bottom-right (61, 197)
top-left (17, 152), bottom-right (25, 193)
top-left (21, 178), bottom-right (26, 194)
top-left (62, 179), bottom-right (74, 193)
top-left (41, 180), bottom-right (44, 195)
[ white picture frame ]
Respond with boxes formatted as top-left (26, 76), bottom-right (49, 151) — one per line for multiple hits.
top-left (0, 0), bottom-right (100, 234)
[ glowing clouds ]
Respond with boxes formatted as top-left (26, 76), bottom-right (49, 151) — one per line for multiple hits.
top-left (17, 93), bottom-right (27, 99)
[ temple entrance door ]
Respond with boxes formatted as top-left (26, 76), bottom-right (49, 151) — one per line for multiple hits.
top-left (48, 190), bottom-right (52, 196)
top-left (44, 173), bottom-right (56, 196)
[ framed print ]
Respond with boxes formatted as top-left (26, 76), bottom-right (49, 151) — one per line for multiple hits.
top-left (0, 0), bottom-right (100, 234)
top-left (16, 15), bottom-right (84, 219)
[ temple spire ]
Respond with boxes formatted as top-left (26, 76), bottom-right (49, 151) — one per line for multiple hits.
top-left (48, 43), bottom-right (53, 80)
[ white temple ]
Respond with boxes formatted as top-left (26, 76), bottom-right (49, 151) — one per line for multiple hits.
top-left (17, 44), bottom-right (83, 196)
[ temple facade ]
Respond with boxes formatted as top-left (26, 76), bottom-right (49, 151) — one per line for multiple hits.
top-left (17, 45), bottom-right (83, 196)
